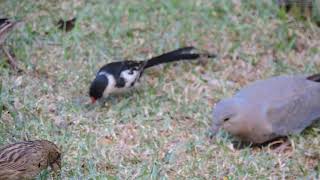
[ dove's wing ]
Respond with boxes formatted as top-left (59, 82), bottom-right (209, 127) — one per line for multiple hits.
top-left (264, 80), bottom-right (320, 136)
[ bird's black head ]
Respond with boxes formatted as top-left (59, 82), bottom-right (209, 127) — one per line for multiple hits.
top-left (89, 75), bottom-right (108, 103)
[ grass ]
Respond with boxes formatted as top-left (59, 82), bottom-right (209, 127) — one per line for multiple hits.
top-left (1, 0), bottom-right (320, 179)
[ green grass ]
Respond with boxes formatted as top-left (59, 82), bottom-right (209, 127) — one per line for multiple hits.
top-left (1, 0), bottom-right (320, 179)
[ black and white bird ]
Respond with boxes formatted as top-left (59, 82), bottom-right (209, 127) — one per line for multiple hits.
top-left (89, 46), bottom-right (216, 103)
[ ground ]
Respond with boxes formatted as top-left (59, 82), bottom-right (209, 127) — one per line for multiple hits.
top-left (0, 0), bottom-right (320, 179)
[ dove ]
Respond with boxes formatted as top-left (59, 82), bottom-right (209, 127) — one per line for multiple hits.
top-left (0, 140), bottom-right (61, 180)
top-left (211, 73), bottom-right (320, 144)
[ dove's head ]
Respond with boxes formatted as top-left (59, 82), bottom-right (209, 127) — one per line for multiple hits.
top-left (211, 97), bottom-right (249, 137)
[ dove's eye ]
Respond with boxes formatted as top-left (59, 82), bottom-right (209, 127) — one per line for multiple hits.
top-left (223, 117), bottom-right (230, 122)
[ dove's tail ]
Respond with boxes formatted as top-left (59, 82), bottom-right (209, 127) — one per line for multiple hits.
top-left (307, 73), bottom-right (320, 82)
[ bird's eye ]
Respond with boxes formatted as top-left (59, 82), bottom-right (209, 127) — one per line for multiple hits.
top-left (223, 117), bottom-right (230, 122)
top-left (128, 71), bottom-right (134, 75)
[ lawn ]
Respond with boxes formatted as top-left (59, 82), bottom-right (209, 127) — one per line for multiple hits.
top-left (0, 0), bottom-right (320, 179)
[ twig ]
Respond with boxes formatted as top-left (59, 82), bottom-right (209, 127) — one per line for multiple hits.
top-left (0, 80), bottom-right (2, 119)
top-left (2, 46), bottom-right (23, 72)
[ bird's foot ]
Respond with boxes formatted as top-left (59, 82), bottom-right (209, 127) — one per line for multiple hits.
top-left (268, 138), bottom-right (293, 155)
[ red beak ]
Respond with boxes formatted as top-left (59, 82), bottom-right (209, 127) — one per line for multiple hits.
top-left (91, 97), bottom-right (96, 104)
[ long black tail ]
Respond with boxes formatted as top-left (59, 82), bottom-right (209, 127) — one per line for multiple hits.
top-left (143, 46), bottom-right (216, 69)
top-left (307, 73), bottom-right (320, 82)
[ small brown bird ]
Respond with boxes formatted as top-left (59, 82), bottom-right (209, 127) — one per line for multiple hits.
top-left (0, 140), bottom-right (61, 180)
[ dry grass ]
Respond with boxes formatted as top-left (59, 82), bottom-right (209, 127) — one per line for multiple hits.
top-left (0, 0), bottom-right (320, 179)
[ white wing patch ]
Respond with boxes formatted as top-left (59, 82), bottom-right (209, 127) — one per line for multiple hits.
top-left (99, 70), bottom-right (141, 97)
top-left (120, 69), bottom-right (140, 88)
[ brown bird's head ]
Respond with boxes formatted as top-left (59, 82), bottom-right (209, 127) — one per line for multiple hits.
top-left (39, 140), bottom-right (61, 172)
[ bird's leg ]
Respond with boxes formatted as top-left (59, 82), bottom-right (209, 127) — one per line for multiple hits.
top-left (50, 162), bottom-right (61, 172)
top-left (50, 163), bottom-right (61, 180)
top-left (268, 138), bottom-right (292, 154)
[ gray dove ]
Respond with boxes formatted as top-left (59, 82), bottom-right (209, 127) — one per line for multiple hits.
top-left (211, 73), bottom-right (320, 144)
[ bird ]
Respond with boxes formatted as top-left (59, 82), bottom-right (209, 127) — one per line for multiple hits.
top-left (211, 73), bottom-right (320, 144)
top-left (0, 140), bottom-right (61, 180)
top-left (89, 46), bottom-right (216, 103)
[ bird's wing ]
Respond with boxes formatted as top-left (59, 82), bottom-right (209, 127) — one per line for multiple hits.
top-left (0, 160), bottom-right (42, 180)
top-left (0, 160), bottom-right (28, 171)
top-left (265, 83), bottom-right (320, 136)
top-left (0, 165), bottom-right (23, 180)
